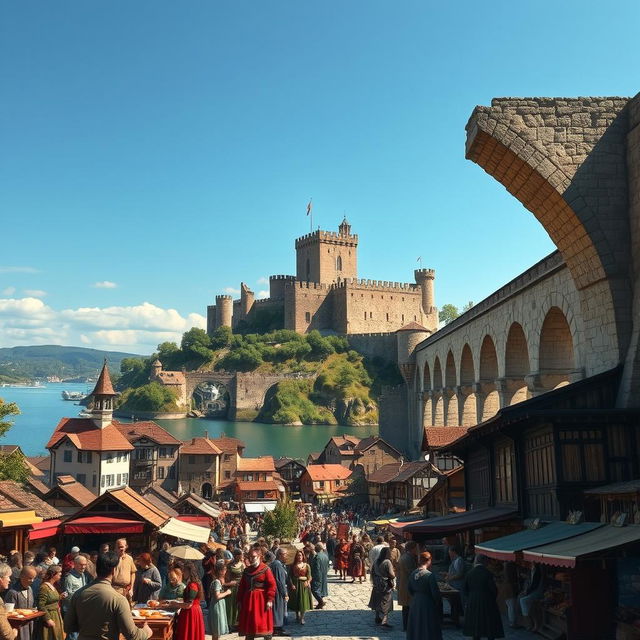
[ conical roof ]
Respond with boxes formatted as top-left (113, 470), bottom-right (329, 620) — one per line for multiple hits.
top-left (397, 321), bottom-right (428, 332)
top-left (92, 361), bottom-right (116, 396)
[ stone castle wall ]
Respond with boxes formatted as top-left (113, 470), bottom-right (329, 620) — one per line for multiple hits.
top-left (347, 332), bottom-right (397, 362)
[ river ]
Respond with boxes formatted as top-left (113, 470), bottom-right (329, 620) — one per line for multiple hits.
top-left (0, 382), bottom-right (378, 458)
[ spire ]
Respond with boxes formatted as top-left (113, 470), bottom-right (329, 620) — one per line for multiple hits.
top-left (338, 216), bottom-right (351, 236)
top-left (90, 360), bottom-right (116, 429)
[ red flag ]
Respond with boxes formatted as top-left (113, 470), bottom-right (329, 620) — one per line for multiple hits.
top-left (306, 200), bottom-right (312, 216)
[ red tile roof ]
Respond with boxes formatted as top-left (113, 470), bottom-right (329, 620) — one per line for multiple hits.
top-left (237, 456), bottom-right (275, 472)
top-left (0, 481), bottom-right (63, 520)
top-left (92, 362), bottom-right (116, 395)
top-left (114, 421), bottom-right (181, 446)
top-left (305, 464), bottom-right (352, 481)
top-left (27, 456), bottom-right (50, 473)
top-left (48, 475), bottom-right (96, 507)
top-left (235, 481), bottom-right (282, 492)
top-left (397, 322), bottom-right (428, 332)
top-left (367, 462), bottom-right (402, 484)
top-left (330, 435), bottom-right (360, 448)
top-left (156, 371), bottom-right (185, 385)
top-left (211, 436), bottom-right (245, 453)
top-left (46, 418), bottom-right (134, 451)
top-left (180, 437), bottom-right (223, 455)
top-left (25, 476), bottom-right (50, 497)
top-left (423, 427), bottom-right (469, 449)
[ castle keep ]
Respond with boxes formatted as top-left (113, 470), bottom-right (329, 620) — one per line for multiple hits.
top-left (206, 218), bottom-right (439, 336)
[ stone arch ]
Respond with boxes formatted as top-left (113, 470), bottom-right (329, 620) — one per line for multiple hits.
top-left (201, 482), bottom-right (213, 500)
top-left (433, 357), bottom-right (443, 390)
top-left (445, 393), bottom-right (459, 426)
top-left (461, 392), bottom-right (477, 426)
top-left (423, 362), bottom-right (431, 392)
top-left (482, 389), bottom-right (500, 421)
top-left (460, 344), bottom-right (475, 385)
top-left (433, 395), bottom-right (444, 426)
top-left (336, 255), bottom-right (343, 271)
top-left (445, 351), bottom-right (456, 388)
top-left (505, 322), bottom-right (530, 378)
top-left (479, 336), bottom-right (499, 381)
top-left (423, 395), bottom-right (433, 427)
top-left (538, 306), bottom-right (574, 389)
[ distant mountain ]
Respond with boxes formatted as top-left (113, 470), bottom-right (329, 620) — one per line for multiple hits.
top-left (0, 345), bottom-right (146, 382)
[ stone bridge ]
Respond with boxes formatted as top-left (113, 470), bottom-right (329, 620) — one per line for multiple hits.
top-left (184, 370), bottom-right (314, 420)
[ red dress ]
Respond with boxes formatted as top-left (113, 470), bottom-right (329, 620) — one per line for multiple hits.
top-left (174, 581), bottom-right (204, 640)
top-left (237, 562), bottom-right (277, 637)
top-left (334, 542), bottom-right (350, 570)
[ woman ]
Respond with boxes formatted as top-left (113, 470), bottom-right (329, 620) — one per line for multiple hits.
top-left (37, 565), bottom-right (64, 640)
top-left (132, 553), bottom-right (162, 603)
top-left (173, 562), bottom-right (205, 640)
top-left (288, 551), bottom-right (312, 625)
top-left (348, 535), bottom-right (365, 583)
top-left (225, 549), bottom-right (245, 630)
top-left (368, 546), bottom-right (395, 629)
top-left (208, 562), bottom-right (231, 640)
top-left (463, 555), bottom-right (504, 640)
top-left (159, 568), bottom-right (185, 601)
top-left (333, 538), bottom-right (350, 581)
top-left (8, 554), bottom-right (22, 583)
top-left (157, 542), bottom-right (171, 587)
top-left (361, 534), bottom-right (373, 571)
top-left (406, 551), bottom-right (442, 640)
top-left (0, 564), bottom-right (17, 640)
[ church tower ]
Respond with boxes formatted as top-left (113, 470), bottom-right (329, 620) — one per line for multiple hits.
top-left (295, 218), bottom-right (358, 284)
top-left (90, 361), bottom-right (117, 429)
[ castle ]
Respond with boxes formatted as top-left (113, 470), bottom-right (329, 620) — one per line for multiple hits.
top-left (206, 218), bottom-right (439, 337)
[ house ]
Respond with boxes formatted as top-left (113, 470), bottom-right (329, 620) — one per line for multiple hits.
top-left (366, 461), bottom-right (439, 512)
top-left (44, 475), bottom-right (96, 515)
top-left (417, 466), bottom-right (466, 517)
top-left (46, 363), bottom-right (134, 494)
top-left (274, 457), bottom-right (306, 498)
top-left (115, 422), bottom-right (182, 493)
top-left (300, 464), bottom-right (352, 504)
top-left (233, 457), bottom-right (285, 507)
top-left (213, 435), bottom-right (245, 485)
top-left (306, 452), bottom-right (321, 466)
top-left (178, 437), bottom-right (222, 499)
top-left (319, 435), bottom-right (361, 467)
top-left (351, 436), bottom-right (403, 477)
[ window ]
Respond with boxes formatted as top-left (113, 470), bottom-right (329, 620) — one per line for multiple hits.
top-left (495, 440), bottom-right (515, 503)
top-left (224, 454), bottom-right (231, 462)
top-left (364, 311), bottom-right (367, 320)
top-left (335, 479), bottom-right (341, 486)
top-left (63, 450), bottom-right (72, 463)
top-left (386, 313), bottom-right (389, 321)
top-left (116, 453), bottom-right (121, 463)
top-left (205, 472), bottom-right (211, 479)
top-left (123, 473), bottom-right (129, 484)
top-left (205, 455), bottom-right (212, 463)
top-left (369, 311), bottom-right (373, 319)
top-left (158, 467), bottom-right (165, 479)
top-left (107, 474), bottom-right (115, 487)
top-left (305, 312), bottom-right (311, 323)
top-left (159, 448), bottom-right (167, 458)
top-left (101, 475), bottom-right (106, 488)
top-left (225, 470), bottom-right (231, 479)
top-left (336, 256), bottom-right (342, 271)
top-left (189, 455), bottom-right (196, 464)
top-left (117, 473), bottom-right (122, 485)
top-left (77, 451), bottom-right (82, 463)
top-left (86, 452), bottom-right (92, 463)
top-left (92, 474), bottom-right (97, 488)
top-left (318, 480), bottom-right (325, 489)
top-left (106, 455), bottom-right (112, 464)
top-left (77, 473), bottom-right (86, 484)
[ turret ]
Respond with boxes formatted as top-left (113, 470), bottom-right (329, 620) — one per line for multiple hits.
top-left (215, 295), bottom-right (233, 329)
top-left (240, 283), bottom-right (254, 319)
top-left (415, 268), bottom-right (438, 332)
top-left (396, 322), bottom-right (430, 385)
top-left (90, 360), bottom-right (117, 429)
top-left (150, 359), bottom-right (162, 381)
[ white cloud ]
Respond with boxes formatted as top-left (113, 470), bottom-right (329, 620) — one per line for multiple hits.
top-left (257, 290), bottom-right (269, 298)
top-left (223, 287), bottom-right (240, 295)
top-left (23, 289), bottom-right (47, 298)
top-left (0, 266), bottom-right (39, 274)
top-left (256, 276), bottom-right (269, 285)
top-left (0, 297), bottom-right (206, 353)
top-left (93, 281), bottom-right (118, 289)
top-left (1, 287), bottom-right (15, 296)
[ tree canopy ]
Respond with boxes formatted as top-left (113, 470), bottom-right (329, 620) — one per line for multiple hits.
top-left (0, 399), bottom-right (29, 482)
top-left (261, 498), bottom-right (298, 541)
top-left (439, 303), bottom-right (459, 325)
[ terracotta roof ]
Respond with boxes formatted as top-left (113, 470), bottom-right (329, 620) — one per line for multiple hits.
top-left (0, 494), bottom-right (19, 511)
top-left (367, 462), bottom-right (403, 484)
top-left (211, 436), bottom-right (245, 453)
top-left (27, 456), bottom-right (50, 473)
top-left (140, 490), bottom-right (179, 518)
top-left (423, 427), bottom-right (469, 449)
top-left (114, 421), bottom-right (181, 446)
top-left (393, 460), bottom-right (432, 483)
top-left (180, 437), bottom-right (223, 455)
top-left (305, 464), bottom-right (352, 481)
top-left (0, 481), bottom-right (63, 520)
top-left (104, 486), bottom-right (169, 527)
top-left (235, 481), bottom-right (282, 492)
top-left (25, 476), bottom-right (50, 497)
top-left (0, 445), bottom-right (20, 455)
top-left (397, 322), bottom-right (428, 332)
top-left (47, 475), bottom-right (96, 507)
top-left (237, 456), bottom-right (275, 472)
top-left (92, 362), bottom-right (116, 396)
top-left (145, 484), bottom-right (179, 505)
top-left (46, 418), bottom-right (134, 451)
top-left (329, 435), bottom-right (360, 448)
top-left (156, 371), bottom-right (186, 385)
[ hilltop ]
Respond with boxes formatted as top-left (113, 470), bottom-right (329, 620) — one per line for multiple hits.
top-left (0, 345), bottom-right (145, 383)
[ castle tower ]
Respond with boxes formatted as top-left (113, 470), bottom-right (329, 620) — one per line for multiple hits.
top-left (396, 322), bottom-right (430, 385)
top-left (240, 283), bottom-right (255, 319)
top-left (415, 268), bottom-right (438, 332)
top-left (90, 360), bottom-right (117, 429)
top-left (150, 358), bottom-right (162, 381)
top-left (215, 295), bottom-right (233, 329)
top-left (295, 219), bottom-right (358, 284)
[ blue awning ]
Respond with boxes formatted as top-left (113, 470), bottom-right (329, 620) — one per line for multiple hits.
top-left (475, 521), bottom-right (604, 561)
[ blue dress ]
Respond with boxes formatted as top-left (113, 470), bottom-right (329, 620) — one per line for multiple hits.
top-left (208, 579), bottom-right (229, 637)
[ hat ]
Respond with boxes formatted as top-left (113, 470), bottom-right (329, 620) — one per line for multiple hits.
top-left (70, 546), bottom-right (80, 553)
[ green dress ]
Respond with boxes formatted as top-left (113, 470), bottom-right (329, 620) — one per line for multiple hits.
top-left (208, 579), bottom-right (229, 638)
top-left (37, 582), bottom-right (63, 640)
top-left (287, 563), bottom-right (312, 616)
top-left (226, 561), bottom-right (244, 627)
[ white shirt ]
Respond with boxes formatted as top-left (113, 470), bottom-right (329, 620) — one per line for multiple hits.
top-left (368, 543), bottom-right (387, 567)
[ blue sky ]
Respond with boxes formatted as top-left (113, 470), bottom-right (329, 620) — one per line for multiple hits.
top-left (1, 1), bottom-right (639, 353)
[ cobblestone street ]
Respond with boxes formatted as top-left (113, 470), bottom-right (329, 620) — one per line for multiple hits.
top-left (206, 574), bottom-right (539, 640)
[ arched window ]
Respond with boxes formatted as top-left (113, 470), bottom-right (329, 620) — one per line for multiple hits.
top-left (336, 255), bottom-right (343, 271)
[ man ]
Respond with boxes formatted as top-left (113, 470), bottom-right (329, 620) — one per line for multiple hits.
top-left (5, 567), bottom-right (36, 640)
top-left (64, 552), bottom-right (151, 640)
top-left (270, 549), bottom-right (290, 637)
top-left (310, 543), bottom-right (329, 610)
top-left (46, 547), bottom-right (59, 566)
top-left (112, 539), bottom-right (136, 602)
top-left (269, 539), bottom-right (280, 557)
top-left (368, 536), bottom-right (387, 580)
top-left (444, 546), bottom-right (465, 626)
top-left (62, 555), bottom-right (90, 640)
top-left (387, 538), bottom-right (401, 573)
top-left (396, 541), bottom-right (418, 631)
top-left (237, 548), bottom-right (276, 640)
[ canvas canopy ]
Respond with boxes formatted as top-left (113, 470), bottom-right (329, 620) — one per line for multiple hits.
top-left (158, 517), bottom-right (210, 543)
top-left (244, 501), bottom-right (277, 513)
top-left (390, 507), bottom-right (517, 536)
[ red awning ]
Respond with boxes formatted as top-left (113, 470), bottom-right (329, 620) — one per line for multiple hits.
top-left (176, 515), bottom-right (211, 527)
top-left (63, 516), bottom-right (145, 535)
top-left (29, 519), bottom-right (62, 540)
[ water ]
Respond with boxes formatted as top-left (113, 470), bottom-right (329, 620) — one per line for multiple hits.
top-left (0, 382), bottom-right (378, 458)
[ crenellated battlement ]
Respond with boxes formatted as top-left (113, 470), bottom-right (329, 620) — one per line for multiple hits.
top-left (415, 268), bottom-right (436, 280)
top-left (337, 278), bottom-right (421, 292)
top-left (270, 275), bottom-right (297, 282)
top-left (215, 294), bottom-right (233, 301)
top-left (295, 229), bottom-right (358, 249)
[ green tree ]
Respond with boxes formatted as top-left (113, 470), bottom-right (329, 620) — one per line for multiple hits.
top-left (439, 303), bottom-right (459, 325)
top-left (462, 300), bottom-right (474, 312)
top-left (118, 382), bottom-right (179, 412)
top-left (181, 328), bottom-right (214, 363)
top-left (117, 357), bottom-right (150, 390)
top-left (0, 398), bottom-right (19, 438)
top-left (0, 399), bottom-right (28, 482)
top-left (261, 497), bottom-right (299, 541)
top-left (210, 326), bottom-right (232, 350)
top-left (306, 330), bottom-right (335, 360)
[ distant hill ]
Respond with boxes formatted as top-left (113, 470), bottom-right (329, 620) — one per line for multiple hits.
top-left (0, 345), bottom-right (146, 382)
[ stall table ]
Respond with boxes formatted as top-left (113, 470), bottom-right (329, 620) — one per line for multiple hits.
top-left (7, 610), bottom-right (45, 629)
top-left (130, 614), bottom-right (175, 640)
top-left (438, 582), bottom-right (461, 625)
